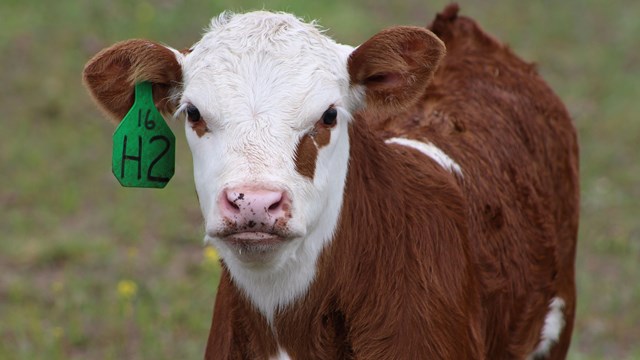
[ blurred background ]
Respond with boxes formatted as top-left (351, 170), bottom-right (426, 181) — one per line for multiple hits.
top-left (1, 0), bottom-right (638, 358)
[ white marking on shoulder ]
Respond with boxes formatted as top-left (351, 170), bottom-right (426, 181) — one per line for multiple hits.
top-left (527, 297), bottom-right (566, 359)
top-left (270, 347), bottom-right (292, 360)
top-left (385, 137), bottom-right (463, 176)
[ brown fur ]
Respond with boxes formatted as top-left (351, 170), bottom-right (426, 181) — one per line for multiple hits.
top-left (314, 124), bottom-right (331, 148)
top-left (206, 5), bottom-right (578, 360)
top-left (192, 121), bottom-right (209, 138)
top-left (348, 26), bottom-right (445, 116)
top-left (294, 134), bottom-right (319, 179)
top-left (424, 7), bottom-right (580, 358)
top-left (82, 39), bottom-right (182, 122)
top-left (293, 123), bottom-right (333, 179)
top-left (208, 118), bottom-right (486, 359)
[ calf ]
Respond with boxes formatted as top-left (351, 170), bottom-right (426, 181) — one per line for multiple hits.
top-left (83, 4), bottom-right (579, 359)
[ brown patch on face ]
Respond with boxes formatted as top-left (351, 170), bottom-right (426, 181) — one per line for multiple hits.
top-left (294, 133), bottom-right (318, 179)
top-left (314, 125), bottom-right (331, 148)
top-left (192, 122), bottom-right (208, 137)
top-left (294, 122), bottom-right (333, 179)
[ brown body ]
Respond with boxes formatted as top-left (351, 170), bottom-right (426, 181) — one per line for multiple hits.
top-left (205, 6), bottom-right (579, 360)
top-left (82, 4), bottom-right (579, 359)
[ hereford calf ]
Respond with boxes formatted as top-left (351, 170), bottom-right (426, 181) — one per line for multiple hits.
top-left (83, 4), bottom-right (579, 359)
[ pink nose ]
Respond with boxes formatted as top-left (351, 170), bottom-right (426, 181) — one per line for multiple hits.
top-left (219, 187), bottom-right (290, 229)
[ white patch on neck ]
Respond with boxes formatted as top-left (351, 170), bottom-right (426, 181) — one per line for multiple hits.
top-left (270, 347), bottom-right (292, 360)
top-left (385, 137), bottom-right (463, 177)
top-left (527, 297), bottom-right (566, 359)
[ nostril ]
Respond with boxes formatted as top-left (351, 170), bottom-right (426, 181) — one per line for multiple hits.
top-left (268, 199), bottom-right (281, 211)
top-left (267, 192), bottom-right (288, 216)
top-left (228, 198), bottom-right (240, 210)
top-left (223, 191), bottom-right (243, 214)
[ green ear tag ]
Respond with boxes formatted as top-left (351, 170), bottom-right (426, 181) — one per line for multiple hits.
top-left (112, 82), bottom-right (175, 188)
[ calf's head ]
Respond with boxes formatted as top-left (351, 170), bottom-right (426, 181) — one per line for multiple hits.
top-left (84, 11), bottom-right (444, 309)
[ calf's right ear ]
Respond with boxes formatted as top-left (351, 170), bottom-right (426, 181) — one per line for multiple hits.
top-left (82, 39), bottom-right (183, 122)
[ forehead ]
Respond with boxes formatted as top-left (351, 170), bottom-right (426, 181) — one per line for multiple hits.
top-left (181, 12), bottom-right (352, 119)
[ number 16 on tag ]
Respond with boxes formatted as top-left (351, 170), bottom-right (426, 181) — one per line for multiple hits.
top-left (112, 82), bottom-right (176, 188)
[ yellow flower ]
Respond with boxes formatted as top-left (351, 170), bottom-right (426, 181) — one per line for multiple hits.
top-left (204, 246), bottom-right (219, 263)
top-left (51, 280), bottom-right (64, 294)
top-left (117, 280), bottom-right (138, 300)
top-left (52, 326), bottom-right (64, 340)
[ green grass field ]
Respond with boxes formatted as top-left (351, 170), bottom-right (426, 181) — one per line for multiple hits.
top-left (1, 0), bottom-right (638, 358)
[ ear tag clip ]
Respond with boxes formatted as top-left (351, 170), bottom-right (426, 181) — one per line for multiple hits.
top-left (112, 82), bottom-right (176, 188)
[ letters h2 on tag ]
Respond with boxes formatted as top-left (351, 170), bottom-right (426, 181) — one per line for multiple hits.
top-left (112, 82), bottom-right (176, 188)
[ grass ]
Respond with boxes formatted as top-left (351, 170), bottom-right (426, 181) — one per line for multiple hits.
top-left (1, 0), bottom-right (638, 358)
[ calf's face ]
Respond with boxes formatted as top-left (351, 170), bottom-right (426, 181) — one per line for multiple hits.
top-left (83, 11), bottom-right (444, 312)
top-left (180, 13), bottom-right (356, 268)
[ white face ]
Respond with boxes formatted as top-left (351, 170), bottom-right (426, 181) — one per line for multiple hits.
top-left (175, 12), bottom-right (361, 309)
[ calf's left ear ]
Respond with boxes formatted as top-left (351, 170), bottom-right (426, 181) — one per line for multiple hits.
top-left (348, 26), bottom-right (445, 113)
top-left (82, 39), bottom-right (183, 122)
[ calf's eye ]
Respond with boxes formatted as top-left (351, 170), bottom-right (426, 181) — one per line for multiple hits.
top-left (186, 104), bottom-right (201, 123)
top-left (321, 107), bottom-right (338, 127)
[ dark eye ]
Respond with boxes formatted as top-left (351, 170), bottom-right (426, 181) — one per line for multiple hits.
top-left (186, 104), bottom-right (201, 122)
top-left (321, 107), bottom-right (337, 127)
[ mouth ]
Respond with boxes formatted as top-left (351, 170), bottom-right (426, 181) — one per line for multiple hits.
top-left (213, 230), bottom-right (293, 262)
top-left (224, 232), bottom-right (287, 247)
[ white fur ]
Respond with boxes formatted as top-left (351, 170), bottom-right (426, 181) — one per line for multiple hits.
top-left (527, 297), bottom-right (566, 359)
top-left (385, 137), bottom-right (463, 176)
top-left (173, 12), bottom-right (361, 323)
top-left (270, 348), bottom-right (292, 360)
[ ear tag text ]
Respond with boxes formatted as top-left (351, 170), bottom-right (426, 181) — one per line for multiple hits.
top-left (112, 82), bottom-right (175, 188)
